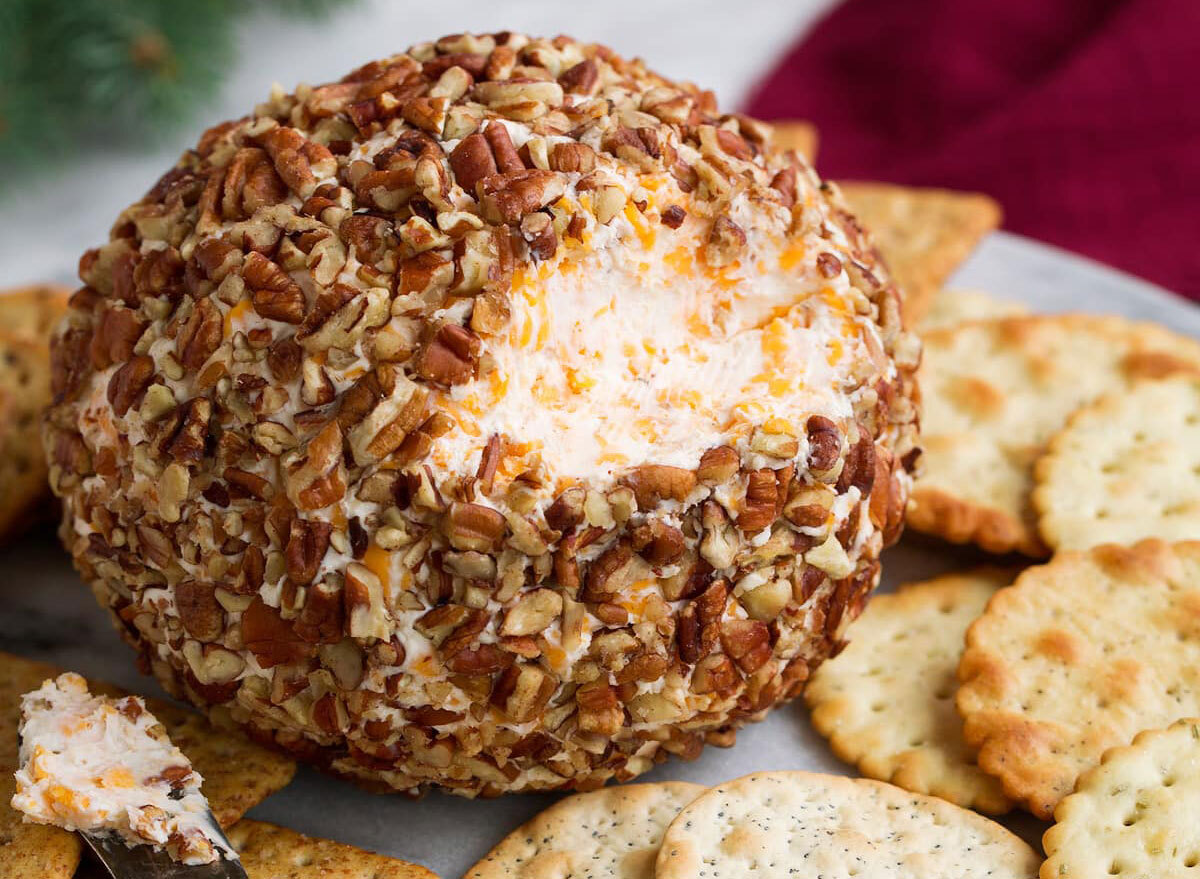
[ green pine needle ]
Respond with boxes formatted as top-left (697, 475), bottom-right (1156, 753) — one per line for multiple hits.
top-left (0, 0), bottom-right (354, 180)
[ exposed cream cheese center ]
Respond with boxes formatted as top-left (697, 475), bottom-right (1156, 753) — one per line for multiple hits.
top-left (431, 196), bottom-right (866, 490)
top-left (11, 673), bottom-right (231, 866)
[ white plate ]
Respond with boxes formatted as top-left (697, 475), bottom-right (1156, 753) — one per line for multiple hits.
top-left (4, 231), bottom-right (1197, 876)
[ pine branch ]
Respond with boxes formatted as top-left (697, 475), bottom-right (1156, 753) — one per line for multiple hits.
top-left (0, 0), bottom-right (354, 180)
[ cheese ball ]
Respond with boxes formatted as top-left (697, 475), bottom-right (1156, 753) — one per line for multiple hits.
top-left (44, 33), bottom-right (920, 796)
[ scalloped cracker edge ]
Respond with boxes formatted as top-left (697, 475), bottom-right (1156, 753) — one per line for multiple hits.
top-left (1041, 717), bottom-right (1200, 878)
top-left (806, 568), bottom-right (1017, 813)
top-left (911, 314), bottom-right (1200, 557)
top-left (1033, 376), bottom-right (1200, 551)
top-left (957, 540), bottom-right (1200, 819)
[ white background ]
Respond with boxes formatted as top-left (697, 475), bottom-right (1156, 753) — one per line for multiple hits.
top-left (0, 0), bottom-right (837, 289)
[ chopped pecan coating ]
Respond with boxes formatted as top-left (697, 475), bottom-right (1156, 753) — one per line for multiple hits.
top-left (44, 29), bottom-right (919, 799)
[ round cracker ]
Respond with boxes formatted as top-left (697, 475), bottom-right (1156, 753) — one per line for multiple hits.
top-left (912, 315), bottom-right (1200, 557)
top-left (957, 540), bottom-right (1200, 819)
top-left (655, 770), bottom-right (1039, 879)
top-left (805, 568), bottom-right (1017, 813)
top-left (1041, 717), bottom-right (1200, 879)
top-left (1033, 376), bottom-right (1200, 550)
top-left (465, 781), bottom-right (704, 879)
top-left (919, 287), bottom-right (1029, 332)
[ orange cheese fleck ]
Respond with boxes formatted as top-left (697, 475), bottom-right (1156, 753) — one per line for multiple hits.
top-left (98, 768), bottom-right (135, 789)
top-left (362, 543), bottom-right (392, 593)
top-left (222, 299), bottom-right (252, 337)
top-left (779, 242), bottom-right (806, 273)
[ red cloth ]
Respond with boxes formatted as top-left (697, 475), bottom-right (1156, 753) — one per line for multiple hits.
top-left (746, 0), bottom-right (1200, 299)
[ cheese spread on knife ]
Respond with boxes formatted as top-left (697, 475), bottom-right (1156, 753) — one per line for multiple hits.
top-left (11, 672), bottom-right (233, 865)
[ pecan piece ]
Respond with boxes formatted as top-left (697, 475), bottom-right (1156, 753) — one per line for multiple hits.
top-left (705, 216), bottom-right (747, 267)
top-left (576, 681), bottom-right (623, 736)
top-left (448, 133), bottom-right (497, 193)
top-left (770, 167), bottom-right (798, 207)
top-left (660, 205), bottom-right (687, 229)
top-left (444, 502), bottom-right (506, 552)
top-left (258, 126), bottom-right (335, 198)
top-left (412, 323), bottom-right (480, 386)
top-left (483, 123), bottom-right (524, 174)
top-left (295, 579), bottom-right (344, 645)
top-left (583, 539), bottom-right (634, 601)
top-left (519, 212), bottom-right (558, 261)
top-left (107, 355), bottom-right (155, 417)
top-left (692, 654), bottom-right (739, 695)
top-left (500, 588), bottom-right (563, 637)
top-left (545, 486), bottom-right (585, 533)
top-left (90, 306), bottom-right (145, 369)
top-left (478, 170), bottom-right (565, 225)
top-left (164, 398), bottom-right (211, 465)
top-left (176, 298), bottom-right (222, 369)
top-left (244, 252), bottom-right (305, 324)
top-left (720, 619), bottom-right (772, 674)
top-left (548, 142), bottom-right (596, 174)
top-left (285, 421), bottom-right (347, 511)
top-left (806, 415), bottom-right (843, 480)
top-left (285, 518), bottom-right (332, 585)
top-left (490, 663), bottom-right (557, 723)
top-left (266, 337), bottom-right (303, 382)
top-left (224, 467), bottom-right (273, 501)
top-left (558, 59), bottom-right (599, 95)
top-left (175, 580), bottom-right (223, 642)
top-left (631, 520), bottom-right (685, 565)
top-left (621, 465), bottom-right (697, 508)
top-left (697, 445), bottom-right (739, 484)
top-left (737, 469), bottom-right (778, 532)
top-left (344, 562), bottom-right (390, 641)
top-left (241, 597), bottom-right (312, 668)
top-left (836, 427), bottom-right (877, 496)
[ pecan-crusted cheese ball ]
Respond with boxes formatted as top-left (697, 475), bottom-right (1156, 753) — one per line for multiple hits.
top-left (44, 33), bottom-right (920, 797)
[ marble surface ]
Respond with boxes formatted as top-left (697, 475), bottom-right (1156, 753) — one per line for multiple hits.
top-left (4, 231), bottom-right (1197, 876)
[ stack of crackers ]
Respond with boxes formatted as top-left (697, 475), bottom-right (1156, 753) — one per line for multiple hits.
top-left (771, 121), bottom-right (1200, 878)
top-left (0, 652), bottom-right (437, 878)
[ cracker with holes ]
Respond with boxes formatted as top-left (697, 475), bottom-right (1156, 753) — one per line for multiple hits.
top-left (957, 540), bottom-right (1200, 819)
top-left (805, 568), bottom-right (1017, 813)
top-left (0, 332), bottom-right (53, 541)
top-left (919, 287), bottom-right (1029, 331)
top-left (466, 781), bottom-right (703, 879)
top-left (913, 315), bottom-right (1200, 556)
top-left (225, 819), bottom-right (437, 878)
top-left (1033, 376), bottom-right (1200, 550)
top-left (655, 771), bottom-right (1039, 879)
top-left (0, 651), bottom-right (295, 876)
top-left (838, 182), bottom-right (1001, 323)
top-left (1041, 717), bottom-right (1200, 879)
